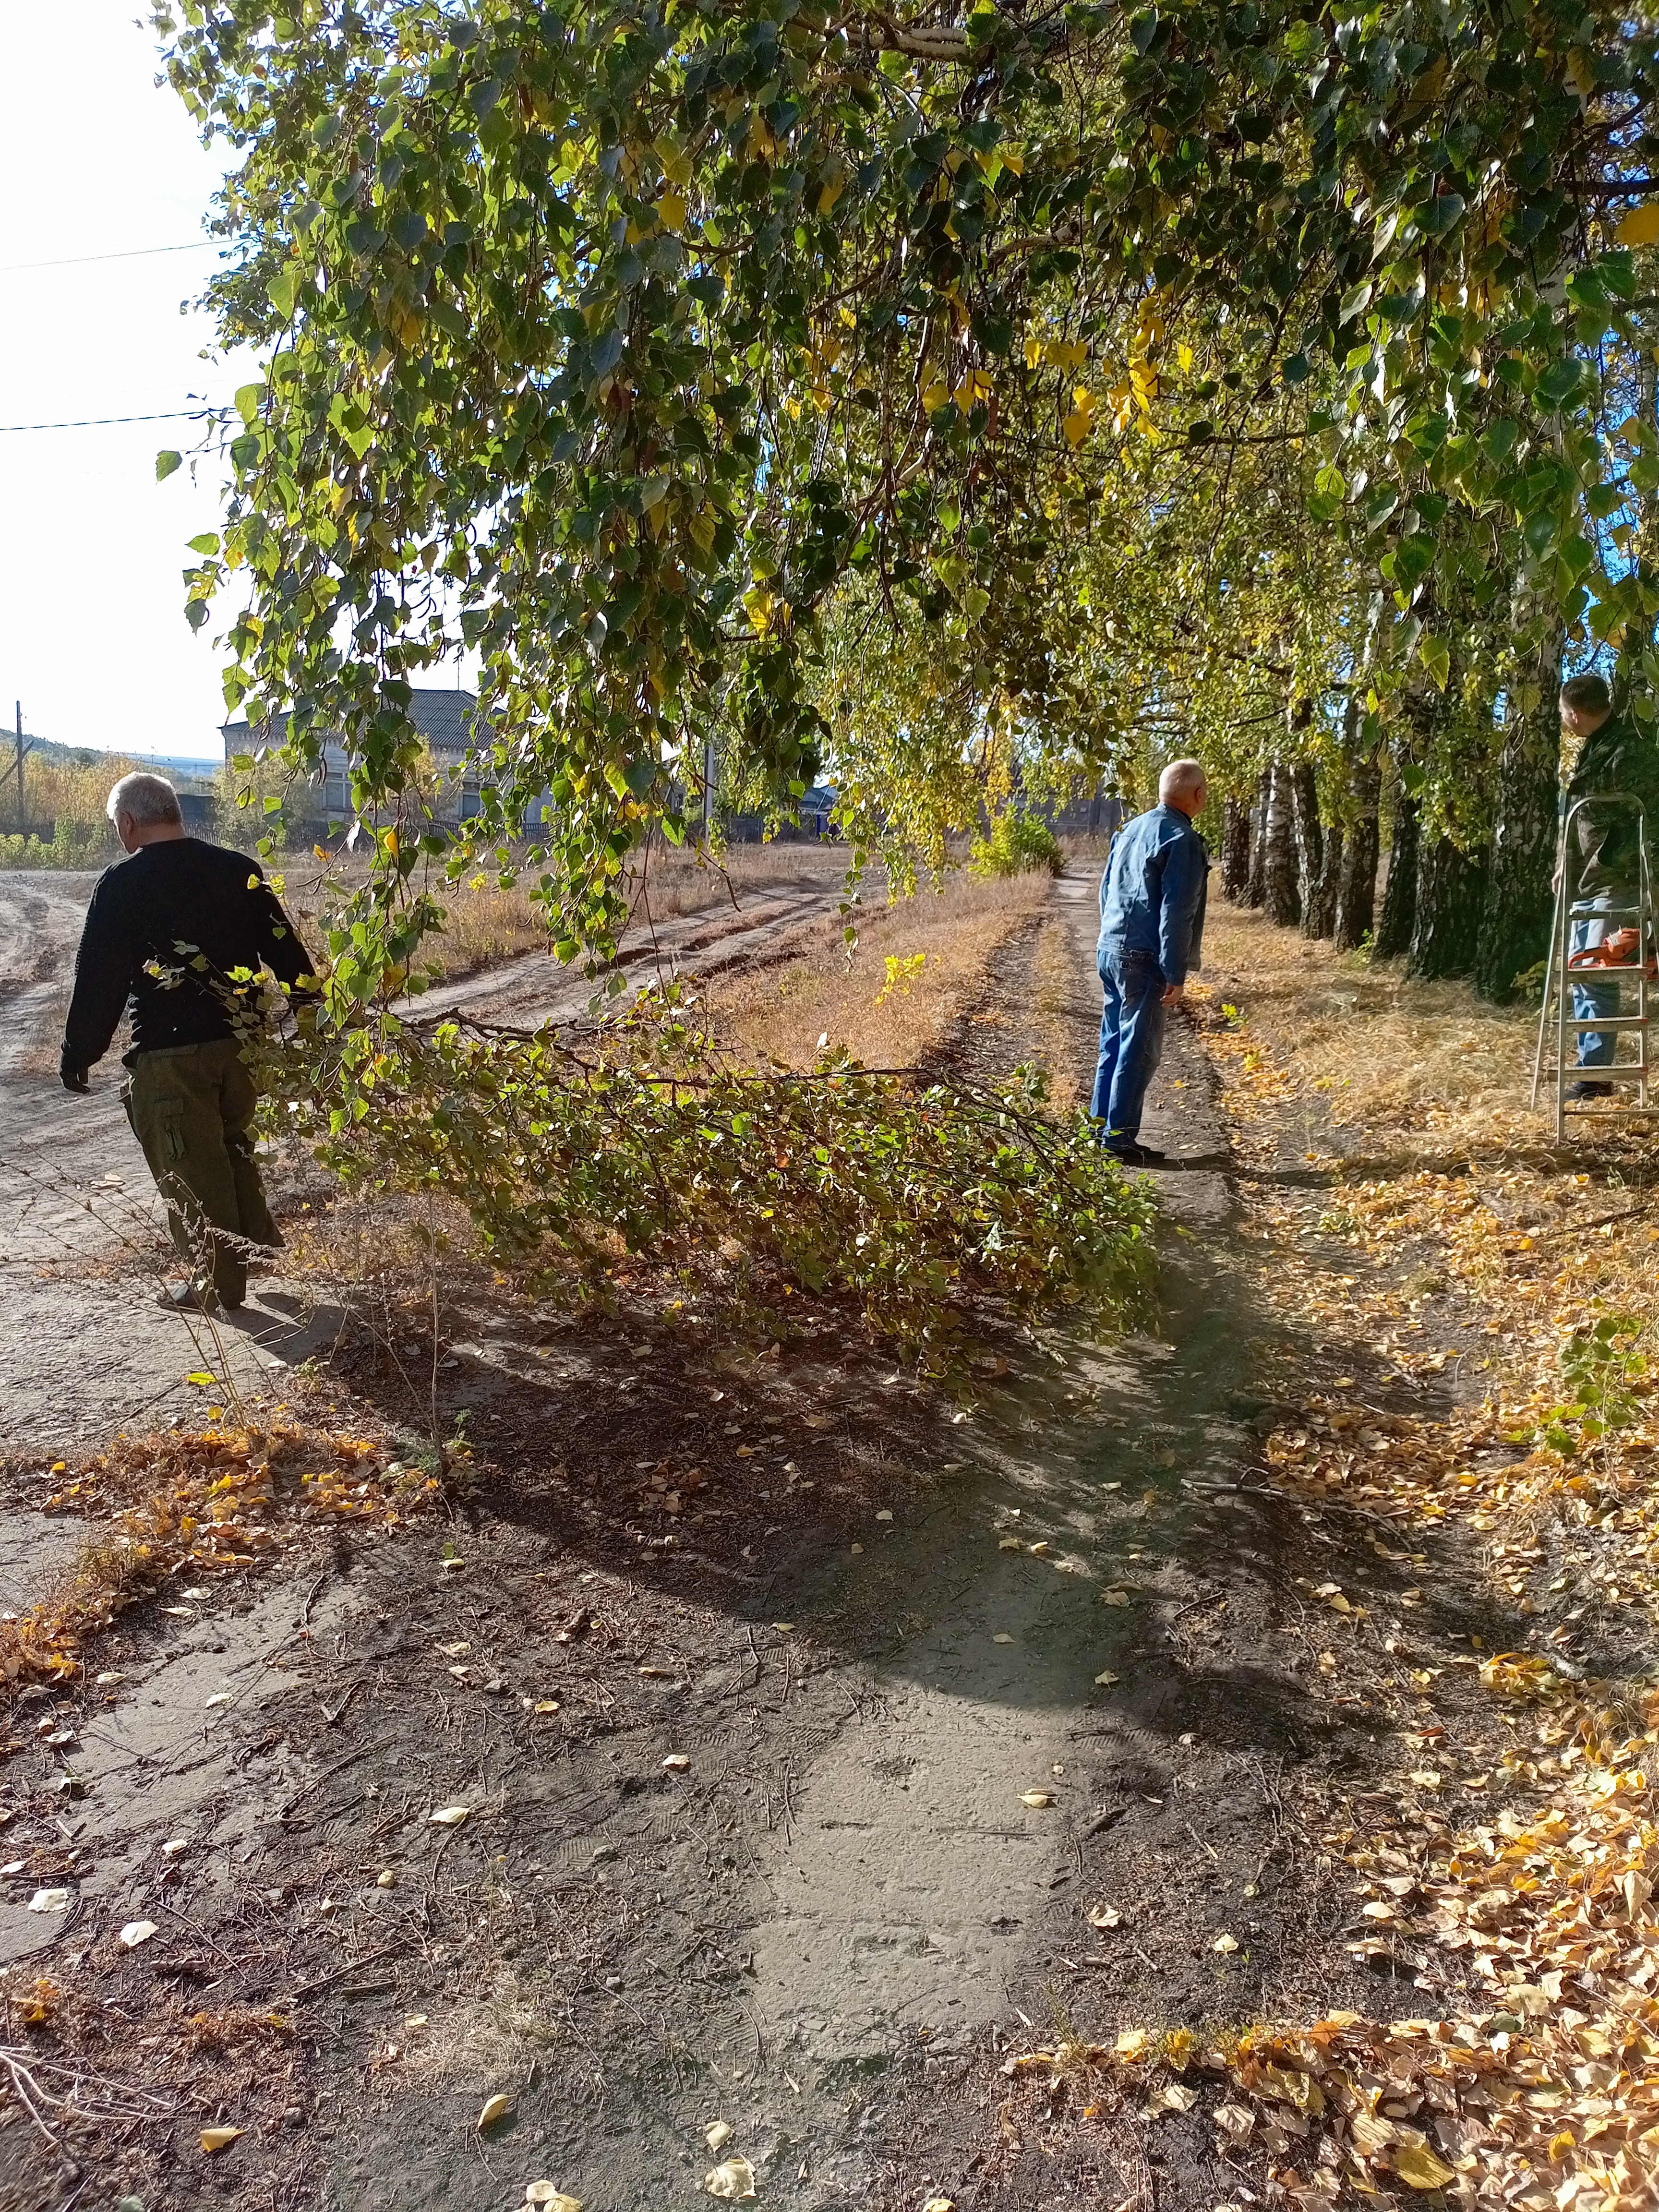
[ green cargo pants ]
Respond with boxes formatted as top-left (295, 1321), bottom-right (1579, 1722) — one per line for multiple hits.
top-left (121, 1038), bottom-right (280, 1306)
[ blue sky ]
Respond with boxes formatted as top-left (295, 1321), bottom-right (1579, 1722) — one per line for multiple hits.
top-left (0, 5), bottom-right (247, 761)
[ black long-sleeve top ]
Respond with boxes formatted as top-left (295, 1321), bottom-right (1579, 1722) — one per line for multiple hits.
top-left (62, 838), bottom-right (317, 1071)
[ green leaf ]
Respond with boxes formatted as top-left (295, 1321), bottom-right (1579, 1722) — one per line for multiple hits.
top-left (188, 533), bottom-right (221, 557)
top-left (1419, 635), bottom-right (1451, 692)
top-left (156, 449), bottom-right (183, 481)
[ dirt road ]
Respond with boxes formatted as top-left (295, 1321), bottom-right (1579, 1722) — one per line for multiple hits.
top-left (3, 861), bottom-right (1407, 2212)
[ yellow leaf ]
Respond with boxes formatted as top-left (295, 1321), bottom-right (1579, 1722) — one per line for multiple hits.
top-left (705, 2120), bottom-right (733, 2151)
top-left (200, 2127), bottom-right (243, 2154)
top-left (1088, 1903), bottom-right (1122, 1929)
top-left (1021, 1790), bottom-right (1055, 1808)
top-left (476, 2092), bottom-right (513, 2129)
top-left (427, 1804), bottom-right (470, 1827)
top-left (704, 2156), bottom-right (757, 2200)
top-left (1212, 1932), bottom-right (1239, 1953)
top-left (1547, 2129), bottom-right (1576, 2160)
top-left (1394, 2144), bottom-right (1457, 2190)
top-left (1093, 1670), bottom-right (1120, 1686)
top-left (657, 190), bottom-right (686, 231)
top-left (524, 2189), bottom-right (583, 2212)
top-left (1616, 203), bottom-right (1659, 247)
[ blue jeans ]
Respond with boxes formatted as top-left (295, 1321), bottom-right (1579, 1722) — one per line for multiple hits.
top-left (1571, 899), bottom-right (1619, 1070)
top-left (1092, 948), bottom-right (1167, 1142)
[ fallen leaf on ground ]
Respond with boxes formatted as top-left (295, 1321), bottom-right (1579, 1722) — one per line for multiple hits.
top-left (992, 1633), bottom-right (1014, 1644)
top-left (1100, 1588), bottom-right (1130, 1607)
top-left (1394, 2144), bottom-right (1457, 2190)
top-left (1156, 2080), bottom-right (1200, 2113)
top-left (376, 1869), bottom-right (397, 1888)
top-left (1214, 2101), bottom-right (1255, 2142)
top-left (477, 2092), bottom-right (513, 2129)
top-left (523, 2188), bottom-right (582, 2211)
top-left (703, 2156), bottom-right (757, 2200)
top-left (849, 1543), bottom-right (863, 1555)
top-left (118, 1920), bottom-right (158, 1948)
top-left (427, 1805), bottom-right (470, 1827)
top-left (534, 1699), bottom-right (560, 1713)
top-left (1087, 1904), bottom-right (1122, 1930)
top-left (160, 1838), bottom-right (188, 1857)
top-left (1407, 1769), bottom-right (1442, 1789)
top-left (1212, 1932), bottom-right (1239, 1953)
top-left (1093, 1670), bottom-right (1120, 1686)
top-left (663, 1754), bottom-right (690, 1771)
top-left (704, 2119), bottom-right (733, 2150)
top-left (26, 1889), bottom-right (69, 1912)
top-left (998, 1537), bottom-right (1023, 1550)
top-left (923, 2200), bottom-right (956, 2211)
top-left (1021, 1791), bottom-right (1055, 1808)
top-left (200, 2127), bottom-right (242, 2153)
top-left (438, 1641), bottom-right (470, 1656)
top-left (875, 1509), bottom-right (893, 1521)
top-left (637, 1664), bottom-right (676, 1678)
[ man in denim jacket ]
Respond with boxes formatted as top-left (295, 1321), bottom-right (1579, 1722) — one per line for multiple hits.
top-left (1092, 759), bottom-right (1210, 1166)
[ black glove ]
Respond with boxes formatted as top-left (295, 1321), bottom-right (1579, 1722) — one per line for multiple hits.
top-left (60, 1055), bottom-right (90, 1094)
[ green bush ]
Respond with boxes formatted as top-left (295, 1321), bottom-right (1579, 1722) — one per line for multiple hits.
top-left (969, 809), bottom-right (1064, 879)
top-left (0, 823), bottom-right (117, 869)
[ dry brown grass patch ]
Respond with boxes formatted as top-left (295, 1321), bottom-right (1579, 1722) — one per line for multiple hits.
top-left (1, 1423), bottom-right (442, 1689)
top-left (705, 867), bottom-right (1050, 1071)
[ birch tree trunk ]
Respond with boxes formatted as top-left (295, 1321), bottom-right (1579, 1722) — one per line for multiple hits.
top-left (1410, 833), bottom-right (1490, 980)
top-left (1474, 650), bottom-right (1562, 1001)
top-left (1220, 795), bottom-right (1252, 902)
top-left (1375, 779), bottom-right (1419, 958)
top-left (1244, 767), bottom-right (1270, 907)
top-left (1262, 761), bottom-right (1301, 927)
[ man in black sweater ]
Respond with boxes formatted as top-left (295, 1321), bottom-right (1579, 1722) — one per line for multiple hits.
top-left (60, 772), bottom-right (318, 1310)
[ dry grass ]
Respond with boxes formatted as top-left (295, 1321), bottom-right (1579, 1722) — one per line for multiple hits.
top-left (0, 1424), bottom-right (442, 1689)
top-left (1197, 901), bottom-right (1536, 1160)
top-left (703, 867), bottom-right (1051, 1071)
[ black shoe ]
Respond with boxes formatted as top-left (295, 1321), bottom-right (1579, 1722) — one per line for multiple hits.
top-left (1106, 1140), bottom-right (1166, 1167)
top-left (1566, 1080), bottom-right (1615, 1100)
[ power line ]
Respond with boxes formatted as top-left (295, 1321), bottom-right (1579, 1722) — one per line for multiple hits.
top-left (0, 409), bottom-right (219, 435)
top-left (0, 240), bottom-right (219, 274)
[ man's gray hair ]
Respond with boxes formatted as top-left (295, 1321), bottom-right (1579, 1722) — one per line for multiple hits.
top-left (1158, 757), bottom-right (1207, 803)
top-left (106, 771), bottom-right (183, 828)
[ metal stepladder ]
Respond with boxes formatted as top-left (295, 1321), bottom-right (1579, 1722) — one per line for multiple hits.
top-left (1531, 793), bottom-right (1657, 1139)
